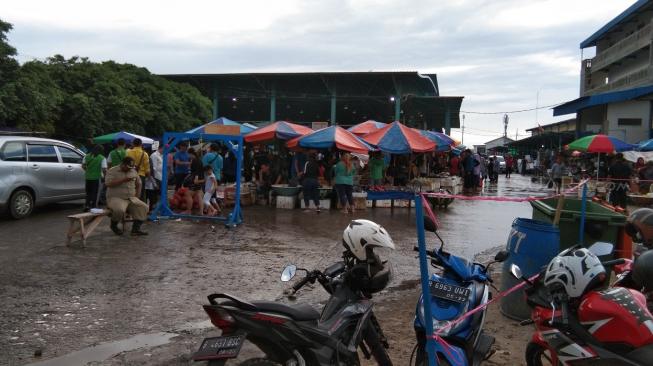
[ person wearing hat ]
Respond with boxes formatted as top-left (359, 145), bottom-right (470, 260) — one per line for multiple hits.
top-left (105, 156), bottom-right (149, 236)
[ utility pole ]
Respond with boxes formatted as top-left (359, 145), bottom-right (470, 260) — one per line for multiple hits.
top-left (515, 129), bottom-right (518, 140)
top-left (461, 114), bottom-right (465, 145)
top-left (503, 114), bottom-right (509, 138)
top-left (535, 89), bottom-right (540, 126)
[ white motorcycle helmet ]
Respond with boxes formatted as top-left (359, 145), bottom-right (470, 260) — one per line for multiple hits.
top-left (543, 247), bottom-right (606, 298)
top-left (342, 219), bottom-right (396, 261)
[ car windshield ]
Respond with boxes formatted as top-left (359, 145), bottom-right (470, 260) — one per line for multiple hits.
top-left (495, 156), bottom-right (505, 162)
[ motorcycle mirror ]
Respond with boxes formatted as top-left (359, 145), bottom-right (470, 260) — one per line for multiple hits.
top-left (494, 250), bottom-right (509, 262)
top-left (510, 264), bottom-right (522, 279)
top-left (587, 242), bottom-right (614, 257)
top-left (423, 216), bottom-right (438, 233)
top-left (281, 265), bottom-right (297, 282)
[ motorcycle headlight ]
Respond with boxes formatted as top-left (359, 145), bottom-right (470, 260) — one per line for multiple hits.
top-left (417, 301), bottom-right (469, 337)
top-left (418, 306), bottom-right (455, 336)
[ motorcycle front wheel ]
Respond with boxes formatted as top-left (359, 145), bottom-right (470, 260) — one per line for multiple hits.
top-left (525, 342), bottom-right (556, 366)
top-left (234, 358), bottom-right (280, 366)
top-left (414, 345), bottom-right (451, 366)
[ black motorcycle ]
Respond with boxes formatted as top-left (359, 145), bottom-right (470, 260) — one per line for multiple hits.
top-left (193, 252), bottom-right (393, 366)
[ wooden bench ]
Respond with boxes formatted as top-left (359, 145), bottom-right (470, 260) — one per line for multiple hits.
top-left (66, 210), bottom-right (132, 246)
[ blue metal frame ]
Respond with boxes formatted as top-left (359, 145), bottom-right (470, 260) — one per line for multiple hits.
top-left (148, 132), bottom-right (243, 227)
top-left (579, 183), bottom-right (587, 244)
top-left (415, 195), bottom-right (438, 366)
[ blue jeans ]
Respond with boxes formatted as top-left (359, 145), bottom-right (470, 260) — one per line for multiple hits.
top-left (335, 184), bottom-right (353, 206)
top-left (302, 178), bottom-right (320, 207)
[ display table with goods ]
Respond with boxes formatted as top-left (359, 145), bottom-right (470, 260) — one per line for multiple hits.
top-left (270, 184), bottom-right (301, 209)
top-left (366, 187), bottom-right (416, 208)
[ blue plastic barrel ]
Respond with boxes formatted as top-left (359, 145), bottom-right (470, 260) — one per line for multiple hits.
top-left (500, 218), bottom-right (559, 321)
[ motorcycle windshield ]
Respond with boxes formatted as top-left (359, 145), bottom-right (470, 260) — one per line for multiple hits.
top-left (436, 250), bottom-right (488, 282)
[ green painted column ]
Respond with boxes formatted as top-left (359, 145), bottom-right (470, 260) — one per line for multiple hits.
top-left (330, 93), bottom-right (337, 126)
top-left (394, 95), bottom-right (401, 122)
top-left (270, 87), bottom-right (276, 122)
top-left (444, 108), bottom-right (451, 135)
top-left (212, 84), bottom-right (219, 120)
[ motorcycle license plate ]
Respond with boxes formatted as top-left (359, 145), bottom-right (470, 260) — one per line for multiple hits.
top-left (192, 334), bottom-right (245, 361)
top-left (429, 280), bottom-right (471, 303)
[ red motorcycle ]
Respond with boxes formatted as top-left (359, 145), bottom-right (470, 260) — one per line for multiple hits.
top-left (510, 243), bottom-right (653, 366)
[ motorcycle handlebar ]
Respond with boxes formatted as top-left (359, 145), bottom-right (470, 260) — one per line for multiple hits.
top-left (413, 245), bottom-right (437, 258)
top-left (602, 258), bottom-right (626, 267)
top-left (292, 275), bottom-right (313, 292)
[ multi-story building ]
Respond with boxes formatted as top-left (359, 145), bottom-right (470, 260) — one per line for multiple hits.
top-left (554, 0), bottom-right (653, 143)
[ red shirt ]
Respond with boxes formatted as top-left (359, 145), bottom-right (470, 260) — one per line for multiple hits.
top-left (450, 156), bottom-right (460, 175)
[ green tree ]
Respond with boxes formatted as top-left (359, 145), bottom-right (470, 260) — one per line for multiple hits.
top-left (0, 18), bottom-right (18, 82)
top-left (0, 19), bottom-right (212, 140)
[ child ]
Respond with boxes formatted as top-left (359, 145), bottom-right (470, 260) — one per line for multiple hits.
top-left (203, 165), bottom-right (220, 216)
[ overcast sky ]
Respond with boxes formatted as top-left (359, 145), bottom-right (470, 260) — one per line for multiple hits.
top-left (3, 0), bottom-right (636, 146)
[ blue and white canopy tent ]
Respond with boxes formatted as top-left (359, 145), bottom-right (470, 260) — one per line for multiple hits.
top-left (187, 117), bottom-right (255, 135)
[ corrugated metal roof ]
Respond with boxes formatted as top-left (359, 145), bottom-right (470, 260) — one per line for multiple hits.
top-left (580, 0), bottom-right (651, 49)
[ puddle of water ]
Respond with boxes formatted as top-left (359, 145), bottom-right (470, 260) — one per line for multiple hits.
top-left (24, 320), bottom-right (215, 366)
top-left (25, 332), bottom-right (177, 366)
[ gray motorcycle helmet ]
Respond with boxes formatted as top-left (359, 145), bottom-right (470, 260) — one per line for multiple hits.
top-left (633, 249), bottom-right (653, 291)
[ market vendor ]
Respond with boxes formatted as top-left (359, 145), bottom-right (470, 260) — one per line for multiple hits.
top-left (105, 156), bottom-right (149, 236)
top-left (368, 152), bottom-right (385, 187)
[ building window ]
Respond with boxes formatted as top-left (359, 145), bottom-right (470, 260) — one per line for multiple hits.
top-left (618, 118), bottom-right (642, 126)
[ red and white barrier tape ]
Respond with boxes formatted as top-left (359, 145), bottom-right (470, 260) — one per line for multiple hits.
top-left (421, 178), bottom-right (590, 203)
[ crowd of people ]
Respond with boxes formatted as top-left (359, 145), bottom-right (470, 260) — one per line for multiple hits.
top-left (83, 137), bottom-right (653, 221)
top-left (450, 150), bottom-right (520, 193)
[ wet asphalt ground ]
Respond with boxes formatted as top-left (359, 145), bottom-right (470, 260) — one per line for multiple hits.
top-left (0, 174), bottom-right (551, 365)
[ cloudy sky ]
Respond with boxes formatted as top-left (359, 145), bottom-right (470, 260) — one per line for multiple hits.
top-left (3, 0), bottom-right (635, 145)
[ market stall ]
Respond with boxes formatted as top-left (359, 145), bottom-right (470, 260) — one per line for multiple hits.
top-left (276, 126), bottom-right (374, 209)
top-left (359, 121), bottom-right (462, 209)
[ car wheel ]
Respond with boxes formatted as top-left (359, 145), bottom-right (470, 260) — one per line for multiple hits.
top-left (9, 189), bottom-right (34, 219)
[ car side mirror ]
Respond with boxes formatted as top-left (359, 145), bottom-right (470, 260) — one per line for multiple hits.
top-left (281, 265), bottom-right (297, 282)
top-left (423, 216), bottom-right (438, 233)
top-left (510, 264), bottom-right (522, 279)
top-left (494, 250), bottom-right (509, 263)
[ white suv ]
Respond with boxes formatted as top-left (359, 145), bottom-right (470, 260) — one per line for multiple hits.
top-left (0, 136), bottom-right (85, 219)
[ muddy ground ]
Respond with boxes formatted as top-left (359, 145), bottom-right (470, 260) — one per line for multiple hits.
top-left (1, 175), bottom-right (544, 365)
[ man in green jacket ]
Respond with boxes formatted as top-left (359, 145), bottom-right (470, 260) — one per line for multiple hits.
top-left (107, 138), bottom-right (126, 168)
top-left (82, 145), bottom-right (107, 211)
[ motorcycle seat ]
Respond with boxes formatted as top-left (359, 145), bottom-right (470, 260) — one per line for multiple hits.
top-left (627, 342), bottom-right (653, 365)
top-left (251, 301), bottom-right (320, 321)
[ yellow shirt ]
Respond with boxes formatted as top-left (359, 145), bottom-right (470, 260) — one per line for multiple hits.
top-left (126, 147), bottom-right (150, 177)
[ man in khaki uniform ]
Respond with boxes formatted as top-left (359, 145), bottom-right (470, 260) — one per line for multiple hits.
top-left (105, 156), bottom-right (149, 236)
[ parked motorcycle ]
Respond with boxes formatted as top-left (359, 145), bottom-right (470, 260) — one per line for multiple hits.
top-left (413, 216), bottom-right (509, 366)
top-left (511, 242), bottom-right (653, 365)
top-left (192, 253), bottom-right (394, 365)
